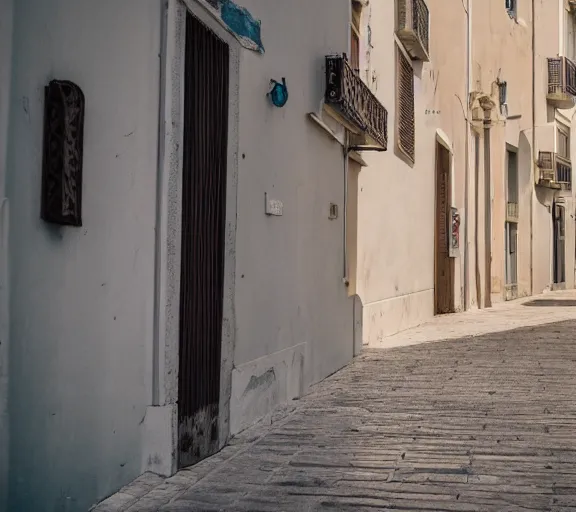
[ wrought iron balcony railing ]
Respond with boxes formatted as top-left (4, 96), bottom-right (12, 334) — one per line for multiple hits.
top-left (325, 55), bottom-right (388, 150)
top-left (547, 57), bottom-right (576, 109)
top-left (397, 0), bottom-right (430, 61)
top-left (537, 151), bottom-right (572, 190)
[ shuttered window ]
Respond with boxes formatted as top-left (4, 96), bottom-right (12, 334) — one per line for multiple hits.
top-left (350, 0), bottom-right (362, 73)
top-left (396, 44), bottom-right (415, 164)
top-left (558, 123), bottom-right (570, 160)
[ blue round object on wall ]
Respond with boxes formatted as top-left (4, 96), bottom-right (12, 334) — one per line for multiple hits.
top-left (269, 78), bottom-right (288, 108)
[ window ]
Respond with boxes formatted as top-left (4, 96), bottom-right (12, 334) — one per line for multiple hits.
top-left (567, 10), bottom-right (576, 61)
top-left (506, 0), bottom-right (516, 18)
top-left (396, 44), bottom-right (415, 164)
top-left (558, 123), bottom-right (570, 160)
top-left (350, 0), bottom-right (362, 72)
top-left (506, 149), bottom-right (518, 204)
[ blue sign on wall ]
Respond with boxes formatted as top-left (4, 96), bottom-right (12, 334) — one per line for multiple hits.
top-left (205, 0), bottom-right (264, 54)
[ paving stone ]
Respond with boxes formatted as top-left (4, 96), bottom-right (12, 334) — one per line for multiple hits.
top-left (93, 295), bottom-right (576, 511)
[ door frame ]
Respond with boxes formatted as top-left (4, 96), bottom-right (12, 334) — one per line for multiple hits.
top-left (146, 0), bottom-right (240, 476)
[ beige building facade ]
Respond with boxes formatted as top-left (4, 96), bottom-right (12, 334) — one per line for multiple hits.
top-left (354, 0), bottom-right (468, 345)
top-left (357, 0), bottom-right (576, 346)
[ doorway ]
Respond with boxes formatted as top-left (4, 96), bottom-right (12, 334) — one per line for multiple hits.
top-left (553, 202), bottom-right (566, 287)
top-left (505, 148), bottom-right (518, 300)
top-left (178, 12), bottom-right (230, 468)
top-left (434, 142), bottom-right (454, 314)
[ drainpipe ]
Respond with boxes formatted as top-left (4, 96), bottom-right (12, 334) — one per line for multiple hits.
top-left (463, 0), bottom-right (472, 309)
top-left (484, 116), bottom-right (492, 307)
top-left (530, 0), bottom-right (536, 296)
top-left (474, 131), bottom-right (482, 308)
top-left (343, 132), bottom-right (349, 285)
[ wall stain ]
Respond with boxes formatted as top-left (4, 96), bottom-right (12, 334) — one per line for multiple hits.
top-left (242, 368), bottom-right (276, 397)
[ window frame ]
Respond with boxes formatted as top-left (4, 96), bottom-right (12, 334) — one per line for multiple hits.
top-left (557, 122), bottom-right (571, 161)
top-left (350, 0), bottom-right (362, 73)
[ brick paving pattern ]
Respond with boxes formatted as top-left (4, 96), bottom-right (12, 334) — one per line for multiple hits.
top-left (96, 317), bottom-right (576, 511)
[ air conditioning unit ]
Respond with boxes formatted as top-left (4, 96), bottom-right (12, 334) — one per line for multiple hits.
top-left (547, 57), bottom-right (576, 109)
top-left (537, 151), bottom-right (572, 190)
top-left (396, 0), bottom-right (430, 62)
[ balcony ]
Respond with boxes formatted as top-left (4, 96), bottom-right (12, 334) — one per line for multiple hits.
top-left (547, 57), bottom-right (576, 109)
top-left (506, 202), bottom-right (519, 222)
top-left (397, 0), bottom-right (430, 62)
top-left (325, 55), bottom-right (388, 150)
top-left (537, 151), bottom-right (572, 190)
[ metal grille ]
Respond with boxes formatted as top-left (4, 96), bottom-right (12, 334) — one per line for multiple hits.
top-left (556, 155), bottom-right (572, 187)
top-left (41, 80), bottom-right (85, 226)
top-left (413, 0), bottom-right (429, 54)
top-left (548, 57), bottom-right (576, 96)
top-left (397, 0), bottom-right (408, 31)
top-left (538, 151), bottom-right (554, 171)
top-left (397, 0), bottom-right (429, 55)
top-left (506, 202), bottom-right (519, 220)
top-left (397, 46), bottom-right (415, 163)
top-left (325, 55), bottom-right (388, 149)
top-left (537, 151), bottom-right (572, 188)
top-left (179, 12), bottom-right (229, 468)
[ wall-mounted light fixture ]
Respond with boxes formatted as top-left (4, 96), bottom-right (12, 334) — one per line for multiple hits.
top-left (268, 78), bottom-right (288, 108)
top-left (41, 80), bottom-right (85, 226)
top-left (329, 203), bottom-right (339, 220)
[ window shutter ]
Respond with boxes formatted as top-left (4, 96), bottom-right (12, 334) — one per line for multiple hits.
top-left (397, 45), bottom-right (415, 163)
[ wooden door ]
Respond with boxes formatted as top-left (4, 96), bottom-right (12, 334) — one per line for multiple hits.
top-left (434, 143), bottom-right (454, 314)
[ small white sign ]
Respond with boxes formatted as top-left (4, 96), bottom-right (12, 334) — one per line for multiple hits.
top-left (265, 193), bottom-right (283, 216)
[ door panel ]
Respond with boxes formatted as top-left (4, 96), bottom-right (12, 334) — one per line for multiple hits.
top-left (554, 203), bottom-right (566, 285)
top-left (435, 143), bottom-right (454, 314)
top-left (178, 12), bottom-right (229, 468)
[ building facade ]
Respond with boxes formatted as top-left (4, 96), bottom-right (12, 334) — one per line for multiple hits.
top-left (1, 0), bottom-right (575, 511)
top-left (2, 0), bottom-right (359, 510)
top-left (355, 0), bottom-right (468, 345)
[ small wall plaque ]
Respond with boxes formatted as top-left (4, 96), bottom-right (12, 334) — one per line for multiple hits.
top-left (41, 80), bottom-right (85, 226)
top-left (265, 193), bottom-right (283, 216)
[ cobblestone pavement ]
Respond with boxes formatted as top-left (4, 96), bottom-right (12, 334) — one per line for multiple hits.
top-left (96, 296), bottom-right (576, 511)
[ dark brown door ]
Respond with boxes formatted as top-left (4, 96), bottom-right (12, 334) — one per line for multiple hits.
top-left (434, 143), bottom-right (454, 314)
top-left (553, 203), bottom-right (566, 285)
top-left (178, 12), bottom-right (229, 468)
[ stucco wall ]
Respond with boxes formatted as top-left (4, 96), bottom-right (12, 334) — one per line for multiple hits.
top-left (471, 0), bottom-right (533, 302)
top-left (227, 0), bottom-right (355, 434)
top-left (532, 0), bottom-right (576, 294)
top-left (0, 1), bottom-right (12, 508)
top-left (358, 0), bottom-right (467, 345)
top-left (6, 1), bottom-right (162, 510)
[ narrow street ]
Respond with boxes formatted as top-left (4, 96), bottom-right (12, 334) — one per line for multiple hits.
top-left (97, 292), bottom-right (576, 512)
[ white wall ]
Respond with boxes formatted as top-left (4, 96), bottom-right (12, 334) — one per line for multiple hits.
top-left (7, 1), bottom-right (161, 510)
top-left (7, 0), bottom-right (359, 508)
top-left (226, 0), bottom-right (355, 434)
top-left (0, 0), bottom-right (13, 508)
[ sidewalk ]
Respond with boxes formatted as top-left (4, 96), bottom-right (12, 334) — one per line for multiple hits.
top-left (376, 289), bottom-right (576, 348)
top-left (95, 290), bottom-right (576, 511)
